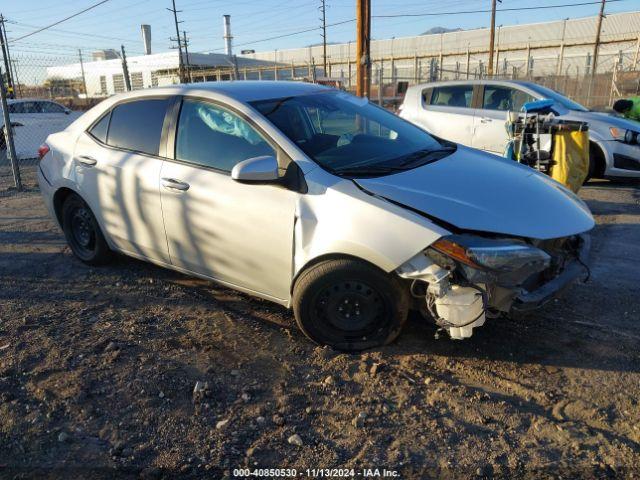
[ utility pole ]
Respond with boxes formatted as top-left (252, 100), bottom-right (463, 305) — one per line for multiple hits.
top-left (0, 14), bottom-right (15, 98)
top-left (356, 0), bottom-right (371, 98)
top-left (591, 0), bottom-right (606, 79)
top-left (168, 0), bottom-right (184, 83)
top-left (320, 0), bottom-right (327, 75)
top-left (182, 30), bottom-right (192, 83)
top-left (487, 0), bottom-right (500, 77)
top-left (120, 45), bottom-right (131, 91)
top-left (78, 49), bottom-right (88, 97)
top-left (0, 65), bottom-right (21, 190)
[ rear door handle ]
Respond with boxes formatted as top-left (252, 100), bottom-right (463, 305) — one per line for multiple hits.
top-left (77, 155), bottom-right (97, 166)
top-left (161, 178), bottom-right (190, 191)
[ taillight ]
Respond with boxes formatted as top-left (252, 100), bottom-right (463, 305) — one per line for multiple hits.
top-left (38, 144), bottom-right (50, 160)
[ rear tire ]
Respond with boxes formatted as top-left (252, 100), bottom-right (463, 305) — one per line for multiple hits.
top-left (292, 259), bottom-right (409, 351)
top-left (62, 194), bottom-right (112, 265)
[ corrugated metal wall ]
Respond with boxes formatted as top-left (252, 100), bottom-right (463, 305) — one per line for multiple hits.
top-left (242, 11), bottom-right (640, 76)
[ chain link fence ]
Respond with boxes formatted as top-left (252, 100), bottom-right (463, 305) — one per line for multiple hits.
top-left (2, 47), bottom-right (640, 194)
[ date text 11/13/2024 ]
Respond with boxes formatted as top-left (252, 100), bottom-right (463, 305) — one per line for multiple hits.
top-left (232, 468), bottom-right (400, 477)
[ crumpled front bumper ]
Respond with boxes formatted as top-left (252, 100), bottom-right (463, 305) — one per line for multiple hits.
top-left (511, 233), bottom-right (590, 312)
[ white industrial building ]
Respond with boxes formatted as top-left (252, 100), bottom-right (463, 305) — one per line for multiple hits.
top-left (46, 51), bottom-right (275, 98)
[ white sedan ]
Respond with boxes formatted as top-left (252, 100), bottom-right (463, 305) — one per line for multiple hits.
top-left (1, 98), bottom-right (81, 160)
top-left (37, 82), bottom-right (594, 350)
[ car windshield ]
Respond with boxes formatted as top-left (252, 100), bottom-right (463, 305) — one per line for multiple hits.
top-left (251, 91), bottom-right (455, 177)
top-left (527, 84), bottom-right (589, 112)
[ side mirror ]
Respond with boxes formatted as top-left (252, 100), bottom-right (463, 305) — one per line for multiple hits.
top-left (231, 155), bottom-right (280, 184)
top-left (64, 109), bottom-right (71, 115)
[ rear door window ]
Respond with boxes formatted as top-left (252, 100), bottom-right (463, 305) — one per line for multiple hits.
top-left (40, 101), bottom-right (66, 113)
top-left (13, 101), bottom-right (37, 113)
top-left (482, 86), bottom-right (535, 111)
top-left (430, 85), bottom-right (474, 108)
top-left (107, 98), bottom-right (170, 156)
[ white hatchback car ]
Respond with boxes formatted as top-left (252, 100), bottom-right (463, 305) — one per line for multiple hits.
top-left (38, 82), bottom-right (594, 350)
top-left (1, 98), bottom-right (81, 160)
top-left (399, 80), bottom-right (640, 178)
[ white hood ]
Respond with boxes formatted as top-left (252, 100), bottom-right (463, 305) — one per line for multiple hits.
top-left (354, 146), bottom-right (595, 240)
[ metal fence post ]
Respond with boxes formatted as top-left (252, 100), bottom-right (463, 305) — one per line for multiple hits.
top-left (377, 65), bottom-right (383, 105)
top-left (633, 35), bottom-right (640, 71)
top-left (0, 65), bottom-right (22, 190)
top-left (465, 46), bottom-right (470, 79)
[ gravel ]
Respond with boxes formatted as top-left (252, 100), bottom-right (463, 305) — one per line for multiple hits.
top-left (0, 180), bottom-right (639, 477)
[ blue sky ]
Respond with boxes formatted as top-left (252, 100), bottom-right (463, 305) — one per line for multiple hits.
top-left (2, 0), bottom-right (637, 59)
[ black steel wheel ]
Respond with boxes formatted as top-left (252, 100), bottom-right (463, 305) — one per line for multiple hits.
top-left (293, 259), bottom-right (409, 351)
top-left (62, 193), bottom-right (112, 265)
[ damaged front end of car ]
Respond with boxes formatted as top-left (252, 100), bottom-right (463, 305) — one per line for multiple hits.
top-left (396, 233), bottom-right (590, 339)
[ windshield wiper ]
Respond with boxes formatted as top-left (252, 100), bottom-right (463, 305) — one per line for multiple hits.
top-left (396, 147), bottom-right (456, 167)
top-left (333, 165), bottom-right (408, 177)
top-left (333, 147), bottom-right (456, 177)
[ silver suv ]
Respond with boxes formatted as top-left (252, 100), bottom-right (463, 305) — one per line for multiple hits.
top-left (399, 79), bottom-right (640, 178)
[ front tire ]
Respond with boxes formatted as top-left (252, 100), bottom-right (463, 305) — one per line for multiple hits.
top-left (62, 194), bottom-right (112, 265)
top-left (586, 142), bottom-right (604, 182)
top-left (292, 259), bottom-right (409, 351)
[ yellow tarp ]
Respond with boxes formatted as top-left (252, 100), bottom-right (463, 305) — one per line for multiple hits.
top-left (550, 130), bottom-right (589, 193)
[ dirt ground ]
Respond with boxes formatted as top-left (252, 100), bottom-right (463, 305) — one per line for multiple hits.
top-left (0, 175), bottom-right (639, 479)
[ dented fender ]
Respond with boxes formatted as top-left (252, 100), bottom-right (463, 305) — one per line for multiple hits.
top-left (291, 167), bottom-right (450, 292)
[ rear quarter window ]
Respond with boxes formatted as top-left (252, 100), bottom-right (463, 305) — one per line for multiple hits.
top-left (421, 88), bottom-right (433, 105)
top-left (107, 98), bottom-right (170, 156)
top-left (88, 112), bottom-right (111, 144)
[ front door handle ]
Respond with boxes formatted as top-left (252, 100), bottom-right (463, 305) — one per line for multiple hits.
top-left (77, 155), bottom-right (97, 166)
top-left (161, 178), bottom-right (190, 191)
top-left (480, 117), bottom-right (493, 124)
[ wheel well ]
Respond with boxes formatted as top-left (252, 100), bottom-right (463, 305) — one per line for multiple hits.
top-left (52, 187), bottom-right (76, 228)
top-left (290, 253), bottom-right (390, 294)
top-left (589, 141), bottom-right (606, 179)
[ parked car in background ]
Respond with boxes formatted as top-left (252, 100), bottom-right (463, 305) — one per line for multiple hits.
top-left (399, 80), bottom-right (640, 178)
top-left (1, 99), bottom-right (81, 160)
top-left (38, 82), bottom-right (593, 350)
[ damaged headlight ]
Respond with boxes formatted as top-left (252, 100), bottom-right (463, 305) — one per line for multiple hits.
top-left (428, 234), bottom-right (551, 274)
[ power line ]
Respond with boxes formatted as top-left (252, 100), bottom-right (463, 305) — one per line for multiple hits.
top-left (371, 0), bottom-right (625, 18)
top-left (5, 20), bottom-right (140, 44)
top-left (8, 0), bottom-right (113, 43)
top-left (4, 0), bottom-right (631, 56)
top-left (205, 0), bottom-right (625, 52)
top-left (209, 18), bottom-right (355, 52)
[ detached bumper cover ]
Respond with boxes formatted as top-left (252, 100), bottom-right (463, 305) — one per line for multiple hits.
top-left (511, 234), bottom-right (590, 312)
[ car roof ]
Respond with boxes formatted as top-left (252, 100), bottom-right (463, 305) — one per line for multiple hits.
top-left (408, 79), bottom-right (545, 92)
top-left (127, 81), bottom-right (331, 103)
